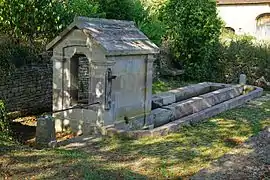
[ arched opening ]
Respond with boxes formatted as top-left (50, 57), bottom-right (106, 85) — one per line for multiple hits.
top-left (70, 54), bottom-right (90, 106)
top-left (224, 27), bottom-right (235, 34)
top-left (256, 13), bottom-right (270, 39)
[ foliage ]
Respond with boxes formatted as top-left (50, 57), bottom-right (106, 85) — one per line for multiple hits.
top-left (162, 0), bottom-right (222, 81)
top-left (152, 78), bottom-right (197, 94)
top-left (0, 100), bottom-right (10, 135)
top-left (217, 33), bottom-right (270, 84)
top-left (138, 0), bottom-right (167, 45)
top-left (97, 0), bottom-right (146, 22)
top-left (0, 39), bottom-right (40, 75)
top-left (137, 17), bottom-right (165, 46)
top-left (141, 0), bottom-right (167, 16)
top-left (0, 0), bottom-right (102, 44)
top-left (0, 0), bottom-right (166, 46)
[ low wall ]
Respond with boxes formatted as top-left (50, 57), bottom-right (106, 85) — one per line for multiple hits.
top-left (0, 53), bottom-right (53, 113)
top-left (0, 53), bottom-right (91, 114)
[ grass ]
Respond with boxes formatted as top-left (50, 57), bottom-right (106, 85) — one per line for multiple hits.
top-left (152, 77), bottom-right (198, 94)
top-left (1, 92), bottom-right (270, 179)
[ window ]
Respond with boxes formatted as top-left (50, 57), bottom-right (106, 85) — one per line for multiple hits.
top-left (256, 13), bottom-right (270, 39)
top-left (224, 27), bottom-right (235, 34)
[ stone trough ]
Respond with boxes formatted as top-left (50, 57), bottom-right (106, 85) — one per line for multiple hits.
top-left (106, 82), bottom-right (263, 139)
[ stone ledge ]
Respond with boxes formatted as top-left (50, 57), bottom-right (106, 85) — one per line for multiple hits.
top-left (106, 86), bottom-right (263, 139)
top-left (152, 82), bottom-right (229, 109)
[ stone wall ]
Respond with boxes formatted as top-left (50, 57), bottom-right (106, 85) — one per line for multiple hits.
top-left (0, 53), bottom-right (53, 113)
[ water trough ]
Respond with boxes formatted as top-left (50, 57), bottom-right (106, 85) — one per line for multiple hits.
top-left (106, 82), bottom-right (263, 139)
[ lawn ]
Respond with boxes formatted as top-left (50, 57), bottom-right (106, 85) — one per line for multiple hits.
top-left (1, 93), bottom-right (270, 179)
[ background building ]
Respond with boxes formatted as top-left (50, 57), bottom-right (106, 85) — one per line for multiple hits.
top-left (217, 0), bottom-right (270, 39)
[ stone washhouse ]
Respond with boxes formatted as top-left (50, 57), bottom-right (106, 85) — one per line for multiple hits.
top-left (46, 17), bottom-right (159, 135)
top-left (44, 17), bottom-right (263, 142)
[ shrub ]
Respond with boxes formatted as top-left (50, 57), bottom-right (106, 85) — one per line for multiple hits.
top-left (162, 0), bottom-right (222, 81)
top-left (97, 0), bottom-right (146, 22)
top-left (0, 100), bottom-right (10, 135)
top-left (0, 0), bottom-right (102, 44)
top-left (137, 17), bottom-right (166, 46)
top-left (217, 34), bottom-right (270, 84)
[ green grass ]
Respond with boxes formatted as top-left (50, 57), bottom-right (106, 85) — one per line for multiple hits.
top-left (1, 94), bottom-right (270, 179)
top-left (152, 77), bottom-right (197, 94)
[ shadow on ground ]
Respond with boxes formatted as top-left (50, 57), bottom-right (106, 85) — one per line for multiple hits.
top-left (1, 94), bottom-right (270, 179)
top-left (191, 127), bottom-right (270, 180)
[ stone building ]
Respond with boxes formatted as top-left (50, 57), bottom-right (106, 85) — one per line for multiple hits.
top-left (46, 17), bottom-right (159, 135)
top-left (217, 0), bottom-right (270, 39)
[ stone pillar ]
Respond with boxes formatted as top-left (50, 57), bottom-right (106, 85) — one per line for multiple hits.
top-left (144, 55), bottom-right (155, 126)
top-left (36, 115), bottom-right (57, 149)
top-left (52, 55), bottom-right (64, 111)
top-left (239, 74), bottom-right (247, 85)
top-left (63, 57), bottom-right (71, 109)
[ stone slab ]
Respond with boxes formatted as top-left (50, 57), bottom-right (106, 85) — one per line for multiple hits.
top-left (151, 82), bottom-right (228, 110)
top-left (107, 86), bottom-right (263, 139)
top-left (152, 92), bottom-right (176, 107)
top-left (150, 108), bottom-right (175, 128)
top-left (36, 115), bottom-right (56, 149)
top-left (166, 85), bottom-right (244, 120)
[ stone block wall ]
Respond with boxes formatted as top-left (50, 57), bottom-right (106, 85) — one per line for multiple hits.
top-left (0, 53), bottom-right (53, 113)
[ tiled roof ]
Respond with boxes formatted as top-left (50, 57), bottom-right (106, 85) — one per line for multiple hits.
top-left (217, 0), bottom-right (270, 5)
top-left (46, 17), bottom-right (159, 55)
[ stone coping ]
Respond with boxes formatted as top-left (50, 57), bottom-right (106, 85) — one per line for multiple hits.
top-left (152, 82), bottom-right (230, 109)
top-left (105, 86), bottom-right (263, 139)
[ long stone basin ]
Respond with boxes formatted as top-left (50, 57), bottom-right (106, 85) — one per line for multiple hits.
top-left (106, 83), bottom-right (263, 139)
top-left (151, 85), bottom-right (243, 127)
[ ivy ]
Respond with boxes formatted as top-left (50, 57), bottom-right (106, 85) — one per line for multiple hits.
top-left (0, 100), bottom-right (10, 135)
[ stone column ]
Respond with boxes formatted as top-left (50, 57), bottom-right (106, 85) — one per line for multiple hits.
top-left (52, 55), bottom-right (64, 111)
top-left (144, 55), bottom-right (155, 126)
top-left (145, 55), bottom-right (155, 113)
top-left (62, 57), bottom-right (71, 109)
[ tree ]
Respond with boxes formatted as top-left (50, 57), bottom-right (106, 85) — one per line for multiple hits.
top-left (163, 0), bottom-right (222, 81)
top-left (0, 0), bottom-right (102, 44)
top-left (97, 0), bottom-right (146, 22)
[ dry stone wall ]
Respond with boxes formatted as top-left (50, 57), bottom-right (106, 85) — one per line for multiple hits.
top-left (0, 53), bottom-right (53, 113)
top-left (0, 53), bottom-right (90, 113)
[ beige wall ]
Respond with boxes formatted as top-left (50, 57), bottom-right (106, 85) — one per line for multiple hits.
top-left (218, 4), bottom-right (270, 39)
top-left (108, 55), bottom-right (147, 121)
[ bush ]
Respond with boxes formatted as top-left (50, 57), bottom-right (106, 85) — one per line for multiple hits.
top-left (217, 34), bottom-right (270, 84)
top-left (162, 0), bottom-right (222, 81)
top-left (0, 0), bottom-right (102, 44)
top-left (97, 0), bottom-right (146, 22)
top-left (0, 100), bottom-right (10, 135)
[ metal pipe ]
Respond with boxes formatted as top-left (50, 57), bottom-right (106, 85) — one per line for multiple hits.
top-left (53, 101), bottom-right (100, 113)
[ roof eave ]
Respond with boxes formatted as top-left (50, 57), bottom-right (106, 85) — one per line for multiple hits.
top-left (46, 22), bottom-right (77, 51)
top-left (105, 49), bottom-right (160, 56)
